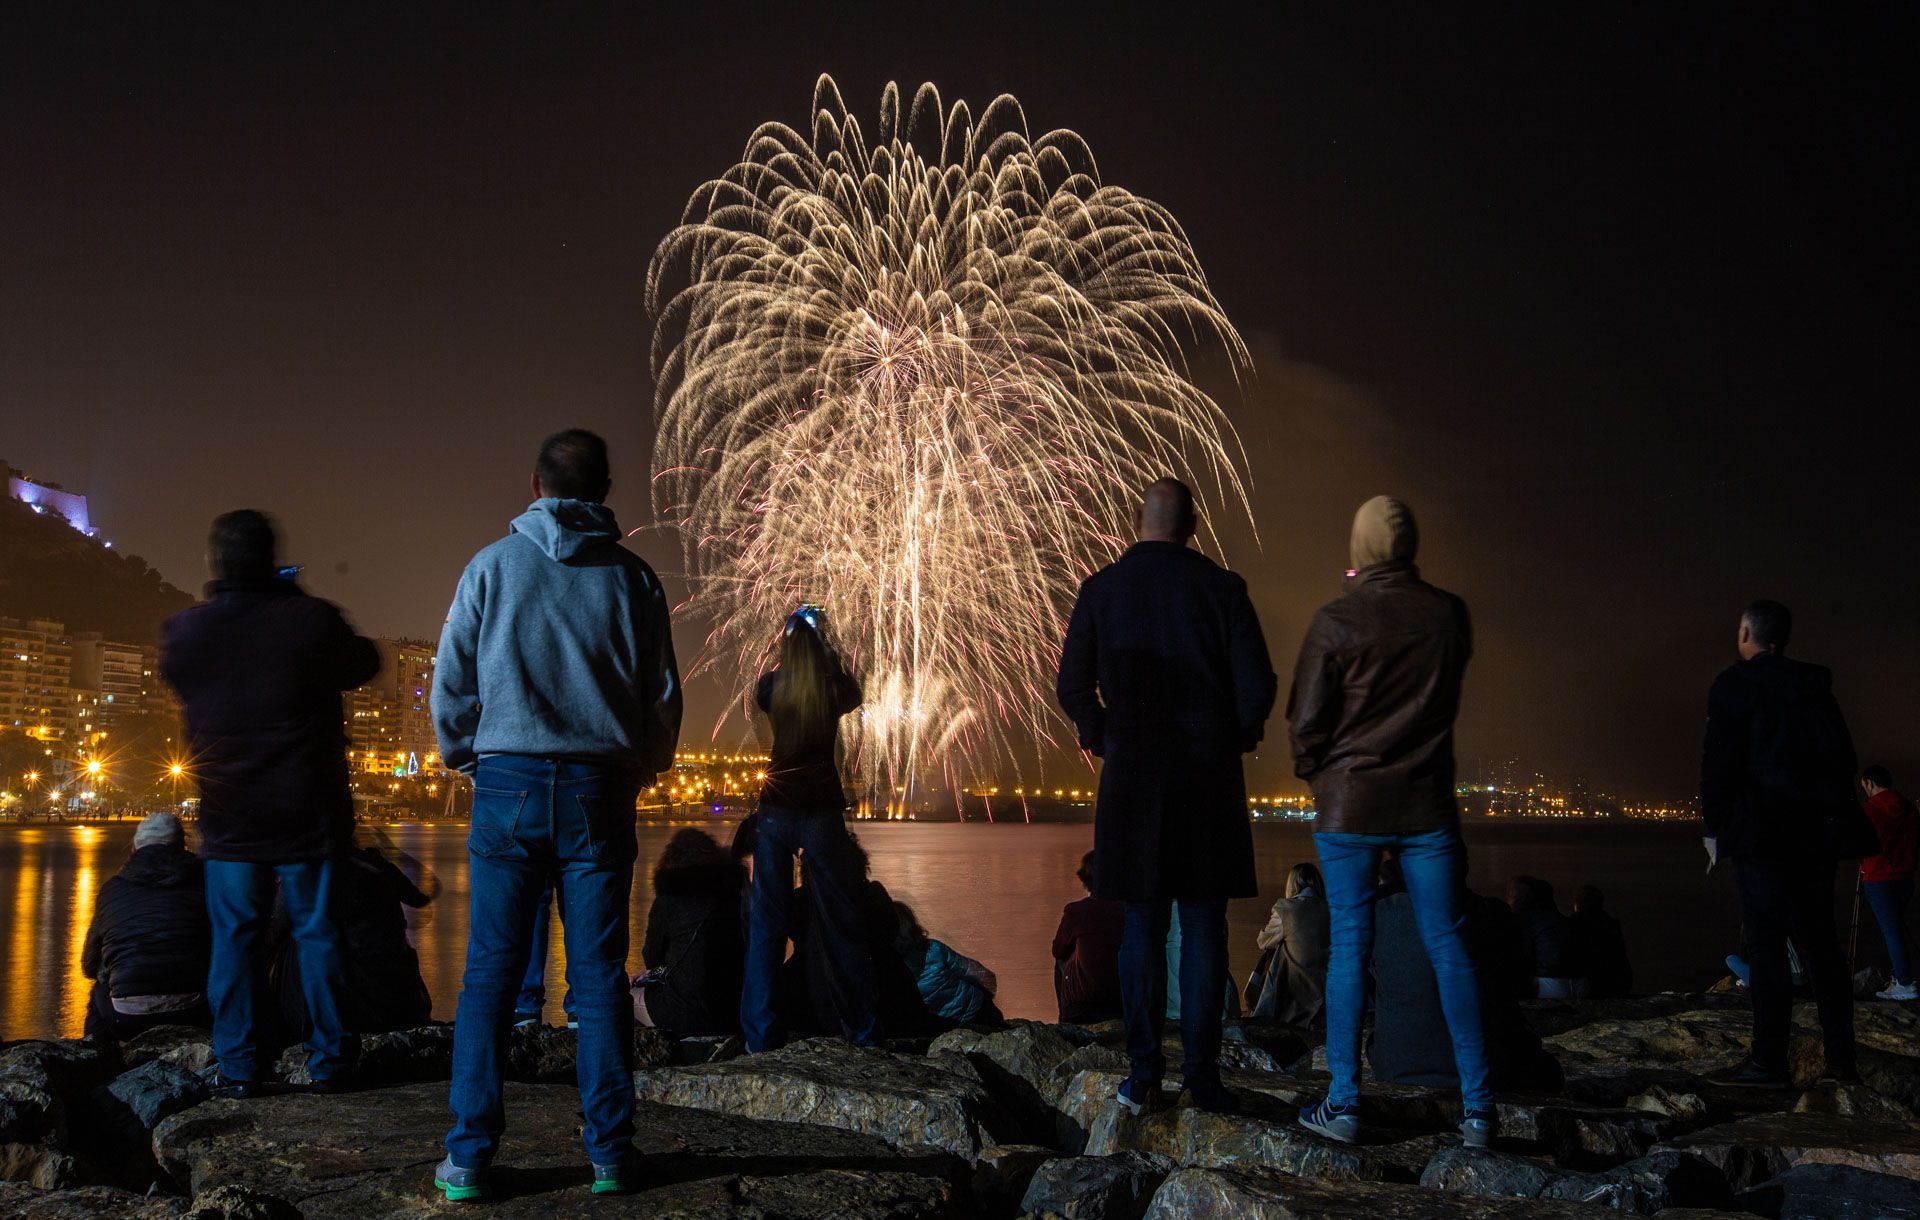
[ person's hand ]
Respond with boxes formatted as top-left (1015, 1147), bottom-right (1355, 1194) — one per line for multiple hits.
top-left (1703, 836), bottom-right (1720, 873)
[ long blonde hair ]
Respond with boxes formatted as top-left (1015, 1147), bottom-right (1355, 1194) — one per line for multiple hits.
top-left (770, 616), bottom-right (835, 745)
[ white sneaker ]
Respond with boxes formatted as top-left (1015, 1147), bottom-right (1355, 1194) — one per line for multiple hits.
top-left (1876, 980), bottom-right (1918, 1001)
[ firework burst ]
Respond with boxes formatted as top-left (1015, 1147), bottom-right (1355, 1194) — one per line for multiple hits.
top-left (648, 75), bottom-right (1251, 814)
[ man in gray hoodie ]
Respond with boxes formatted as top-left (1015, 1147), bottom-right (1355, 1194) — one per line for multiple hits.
top-left (434, 429), bottom-right (681, 1202)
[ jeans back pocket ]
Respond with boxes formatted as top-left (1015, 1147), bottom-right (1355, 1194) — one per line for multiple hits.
top-left (470, 785), bottom-right (532, 860)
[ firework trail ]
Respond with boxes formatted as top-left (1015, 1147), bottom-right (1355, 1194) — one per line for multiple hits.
top-left (648, 75), bottom-right (1252, 815)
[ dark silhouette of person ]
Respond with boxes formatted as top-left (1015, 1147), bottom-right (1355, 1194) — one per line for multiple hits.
top-left (637, 828), bottom-right (745, 1035)
top-left (1570, 885), bottom-right (1633, 999)
top-left (780, 833), bottom-right (925, 1038)
top-left (80, 812), bottom-right (211, 1040)
top-left (160, 509), bottom-right (379, 1097)
top-left (1700, 598), bottom-right (1859, 1085)
top-left (1056, 477), bottom-right (1277, 1114)
top-left (1052, 851), bottom-right (1125, 1024)
top-left (1506, 876), bottom-right (1588, 998)
top-left (274, 827), bottom-right (435, 1038)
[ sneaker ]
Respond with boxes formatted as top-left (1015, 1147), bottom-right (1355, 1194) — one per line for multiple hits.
top-left (1460, 1109), bottom-right (1497, 1148)
top-left (1715, 1058), bottom-right (1791, 1088)
top-left (207, 1072), bottom-right (260, 1101)
top-left (591, 1159), bottom-right (640, 1196)
top-left (1725, 954), bottom-right (1751, 987)
top-left (1183, 1079), bottom-right (1241, 1114)
top-left (512, 1013), bottom-right (542, 1028)
top-left (1876, 980), bottom-right (1918, 1001)
top-left (1297, 1098), bottom-right (1361, 1144)
top-left (434, 1156), bottom-right (488, 1203)
top-left (1115, 1075), bottom-right (1165, 1117)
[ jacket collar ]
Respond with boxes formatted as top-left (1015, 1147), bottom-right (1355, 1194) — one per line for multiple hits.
top-left (1125, 539), bottom-right (1194, 554)
top-left (204, 577), bottom-right (302, 600)
top-left (1350, 560), bottom-right (1420, 589)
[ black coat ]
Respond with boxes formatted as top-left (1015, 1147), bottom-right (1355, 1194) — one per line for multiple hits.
top-left (1571, 908), bottom-right (1632, 998)
top-left (1513, 906), bottom-right (1583, 981)
top-left (1057, 541), bottom-right (1277, 901)
top-left (275, 845), bottom-right (433, 1036)
top-left (161, 579), bottom-right (381, 862)
top-left (81, 843), bottom-right (211, 1000)
top-left (641, 860), bottom-right (746, 1035)
top-left (1700, 653), bottom-right (1859, 861)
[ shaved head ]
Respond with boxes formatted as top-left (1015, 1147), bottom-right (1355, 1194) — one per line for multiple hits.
top-left (1135, 477), bottom-right (1197, 544)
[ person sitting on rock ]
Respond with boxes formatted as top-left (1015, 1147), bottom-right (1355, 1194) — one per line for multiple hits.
top-left (781, 834), bottom-right (927, 1038)
top-left (80, 812), bottom-right (212, 1041)
top-left (1371, 855), bottom-right (1564, 1093)
top-left (1052, 850), bottom-right (1125, 1025)
top-left (1508, 876), bottom-right (1588, 999)
top-left (891, 900), bottom-right (1003, 1028)
top-left (1569, 885), bottom-right (1633, 998)
top-left (1247, 862), bottom-right (1330, 1027)
top-left (635, 828), bottom-right (745, 1035)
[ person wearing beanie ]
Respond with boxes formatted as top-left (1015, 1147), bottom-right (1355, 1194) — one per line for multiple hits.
top-left (81, 814), bottom-right (213, 1040)
top-left (1288, 496), bottom-right (1494, 1148)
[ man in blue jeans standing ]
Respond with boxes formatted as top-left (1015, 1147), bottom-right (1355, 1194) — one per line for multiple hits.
top-left (160, 510), bottom-right (380, 1098)
top-left (1287, 496), bottom-right (1494, 1147)
top-left (432, 430), bottom-right (681, 1202)
top-left (1057, 479), bottom-right (1277, 1114)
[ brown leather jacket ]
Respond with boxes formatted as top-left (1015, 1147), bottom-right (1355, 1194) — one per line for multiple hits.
top-left (1287, 563), bottom-right (1471, 835)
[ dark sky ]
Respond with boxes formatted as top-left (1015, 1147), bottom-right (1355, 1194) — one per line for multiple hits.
top-left (3, 4), bottom-right (1914, 799)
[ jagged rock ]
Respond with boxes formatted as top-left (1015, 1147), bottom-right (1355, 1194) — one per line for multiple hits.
top-left (970, 1144), bottom-right (1054, 1215)
top-left (1216, 1042), bottom-right (1285, 1075)
top-left (1853, 1046), bottom-right (1920, 1112)
top-left (1625, 1085), bottom-right (1708, 1119)
top-left (180, 1183), bottom-right (305, 1219)
top-left (1053, 1068), bottom-right (1132, 1155)
top-left (93, 1059), bottom-right (209, 1136)
top-left (153, 1078), bottom-right (965, 1216)
top-left (1223, 1022), bottom-right (1312, 1070)
top-left (1735, 1161), bottom-right (1920, 1219)
top-left (632, 1026), bottom-right (677, 1069)
top-left (1543, 1006), bottom-right (1752, 1077)
top-left (0, 1144), bottom-right (76, 1190)
top-left (1141, 1165), bottom-right (1728, 1218)
top-left (673, 1034), bottom-right (744, 1065)
top-left (1420, 1146), bottom-right (1732, 1213)
top-left (632, 1038), bottom-right (1017, 1160)
top-left (0, 1042), bottom-right (120, 1148)
top-left (1793, 1079), bottom-right (1916, 1124)
top-left (1086, 1101), bottom-right (1396, 1183)
top-left (931, 1021), bottom-right (1081, 1140)
top-left (1019, 1151), bottom-right (1174, 1219)
top-left (506, 1022), bottom-right (575, 1082)
top-left (1659, 1109), bottom-right (1920, 1190)
top-left (0, 1180), bottom-right (175, 1218)
top-left (353, 1026), bottom-right (454, 1082)
top-left (119, 1026), bottom-right (215, 1075)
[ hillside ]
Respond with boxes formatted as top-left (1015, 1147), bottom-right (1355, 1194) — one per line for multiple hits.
top-left (0, 488), bottom-right (193, 644)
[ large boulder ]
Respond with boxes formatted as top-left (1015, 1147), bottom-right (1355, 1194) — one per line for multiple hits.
top-left (118, 1026), bottom-right (215, 1075)
top-left (969, 1144), bottom-right (1054, 1215)
top-left (1542, 1006), bottom-right (1752, 1078)
top-left (1734, 1161), bottom-right (1920, 1219)
top-left (0, 1143), bottom-right (76, 1190)
top-left (1419, 1146), bottom-right (1732, 1213)
top-left (1019, 1151), bottom-right (1174, 1219)
top-left (632, 1038), bottom-right (1018, 1160)
top-left (1141, 1165), bottom-right (1730, 1218)
top-left (1084, 1102), bottom-right (1398, 1183)
top-left (178, 1183), bottom-right (305, 1219)
top-left (1793, 1079), bottom-right (1916, 1124)
top-left (930, 1022), bottom-right (1098, 1142)
top-left (0, 1042), bottom-right (120, 1147)
top-left (0, 1180), bottom-right (176, 1218)
top-left (91, 1059), bottom-right (209, 1137)
top-left (1658, 1109), bottom-right (1920, 1191)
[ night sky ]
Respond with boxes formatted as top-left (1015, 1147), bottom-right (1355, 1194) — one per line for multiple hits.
top-left (3, 5), bottom-right (1913, 799)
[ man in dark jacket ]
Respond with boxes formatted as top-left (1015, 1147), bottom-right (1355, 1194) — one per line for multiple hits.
top-left (434, 430), bottom-right (681, 1202)
top-left (160, 510), bottom-right (379, 1096)
top-left (1288, 496), bottom-right (1493, 1148)
top-left (81, 812), bottom-right (212, 1040)
top-left (1700, 599), bottom-right (1858, 1085)
top-left (1056, 478), bottom-right (1277, 1114)
top-left (1570, 885), bottom-right (1633, 999)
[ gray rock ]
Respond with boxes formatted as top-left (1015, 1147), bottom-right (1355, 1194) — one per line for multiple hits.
top-left (95, 1059), bottom-right (209, 1134)
top-left (180, 1183), bottom-right (305, 1219)
top-left (1419, 1146), bottom-right (1731, 1214)
top-left (1019, 1151), bottom-right (1173, 1219)
top-left (0, 1180), bottom-right (176, 1218)
top-left (732, 1167), bottom-right (960, 1218)
top-left (118, 1026), bottom-right (215, 1075)
top-left (1142, 1165), bottom-right (1718, 1218)
top-left (1624, 1084), bottom-right (1708, 1120)
top-left (672, 1034), bottom-right (744, 1065)
top-left (1793, 1079), bottom-right (1916, 1124)
top-left (352, 1026), bottom-right (454, 1082)
top-left (1658, 1109), bottom-right (1920, 1191)
top-left (1085, 1102), bottom-right (1394, 1183)
top-left (970, 1143), bottom-right (1054, 1215)
top-left (930, 1021), bottom-right (1081, 1140)
top-left (1735, 1161), bottom-right (1920, 1219)
top-left (0, 1143), bottom-right (77, 1189)
top-left (0, 1042), bottom-right (120, 1147)
top-left (506, 1022), bottom-right (575, 1083)
top-left (632, 1037), bottom-right (1018, 1160)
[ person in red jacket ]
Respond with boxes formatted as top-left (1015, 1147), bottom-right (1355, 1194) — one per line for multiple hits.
top-left (1052, 852), bottom-right (1124, 1024)
top-left (1860, 766), bottom-right (1917, 1001)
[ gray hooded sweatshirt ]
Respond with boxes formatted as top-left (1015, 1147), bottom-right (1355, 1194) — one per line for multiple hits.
top-left (433, 499), bottom-right (681, 775)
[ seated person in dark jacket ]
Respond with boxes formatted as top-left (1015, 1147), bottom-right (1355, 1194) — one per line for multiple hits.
top-left (1570, 885), bottom-right (1632, 998)
top-left (636, 828), bottom-right (745, 1035)
top-left (274, 827), bottom-right (435, 1036)
top-left (1507, 875), bottom-right (1588, 999)
top-left (1052, 851), bottom-right (1124, 1024)
top-left (1371, 858), bottom-right (1563, 1093)
top-left (893, 901), bottom-right (1003, 1028)
top-left (81, 813), bottom-right (212, 1040)
top-left (781, 835), bottom-right (926, 1037)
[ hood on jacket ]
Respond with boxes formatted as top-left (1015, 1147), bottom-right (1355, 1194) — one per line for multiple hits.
top-left (511, 498), bottom-right (623, 562)
top-left (1350, 495), bottom-right (1419, 571)
top-left (119, 842), bottom-right (203, 888)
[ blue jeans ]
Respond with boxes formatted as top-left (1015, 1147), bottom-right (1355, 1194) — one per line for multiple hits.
top-left (1120, 899), bottom-right (1227, 1089)
top-left (1316, 828), bottom-right (1492, 1111)
top-left (515, 884), bottom-right (575, 1020)
top-left (204, 858), bottom-right (352, 1083)
top-left (446, 756), bottom-right (640, 1168)
top-left (742, 806), bottom-right (878, 1052)
top-left (1866, 878), bottom-right (1915, 984)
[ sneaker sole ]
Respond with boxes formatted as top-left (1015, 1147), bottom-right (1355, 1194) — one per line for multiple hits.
top-left (591, 1180), bottom-right (633, 1195)
top-left (435, 1180), bottom-right (487, 1202)
top-left (1299, 1117), bottom-right (1359, 1144)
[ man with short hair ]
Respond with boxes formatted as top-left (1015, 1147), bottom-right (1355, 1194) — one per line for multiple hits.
top-left (1056, 478), bottom-right (1277, 1115)
top-left (434, 429), bottom-right (681, 1202)
top-left (1701, 599), bottom-right (1859, 1083)
top-left (1289, 495), bottom-right (1494, 1147)
top-left (1857, 766), bottom-right (1916, 1001)
top-left (160, 510), bottom-right (379, 1097)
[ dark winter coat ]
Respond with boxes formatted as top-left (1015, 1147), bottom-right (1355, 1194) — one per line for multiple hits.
top-left (783, 877), bottom-right (927, 1037)
top-left (1368, 888), bottom-right (1563, 1092)
top-left (641, 859), bottom-right (746, 1035)
top-left (1700, 653), bottom-right (1860, 861)
top-left (1287, 563), bottom-right (1471, 836)
top-left (160, 579), bottom-right (380, 861)
top-left (1570, 908), bottom-right (1633, 998)
top-left (1514, 905), bottom-right (1584, 983)
top-left (81, 843), bottom-right (211, 1000)
top-left (275, 845), bottom-right (432, 1036)
top-left (1051, 896), bottom-right (1124, 1020)
top-left (1056, 541), bottom-right (1277, 901)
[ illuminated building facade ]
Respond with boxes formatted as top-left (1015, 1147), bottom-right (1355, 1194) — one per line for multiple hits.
top-left (347, 637), bottom-right (439, 775)
top-left (0, 618), bottom-right (73, 742)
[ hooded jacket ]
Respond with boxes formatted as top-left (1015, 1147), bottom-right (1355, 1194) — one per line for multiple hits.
top-left (640, 857), bottom-right (746, 1035)
top-left (81, 843), bottom-right (211, 1000)
top-left (434, 499), bottom-right (682, 775)
top-left (1700, 652), bottom-right (1858, 861)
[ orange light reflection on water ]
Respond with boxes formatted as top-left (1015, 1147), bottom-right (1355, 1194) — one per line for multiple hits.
top-left (5, 829), bottom-right (43, 1036)
top-left (62, 826), bottom-right (103, 1037)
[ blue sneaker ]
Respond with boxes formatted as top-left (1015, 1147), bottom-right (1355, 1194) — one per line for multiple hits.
top-left (591, 1158), bottom-right (640, 1195)
top-left (1116, 1075), bottom-right (1165, 1117)
top-left (1460, 1109), bottom-right (1497, 1148)
top-left (1298, 1098), bottom-right (1361, 1143)
top-left (434, 1156), bottom-right (489, 1203)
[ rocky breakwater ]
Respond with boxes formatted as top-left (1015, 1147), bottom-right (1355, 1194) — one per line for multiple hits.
top-left (0, 991), bottom-right (1917, 1217)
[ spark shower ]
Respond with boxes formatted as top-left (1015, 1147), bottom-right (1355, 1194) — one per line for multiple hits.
top-left (648, 76), bottom-right (1251, 814)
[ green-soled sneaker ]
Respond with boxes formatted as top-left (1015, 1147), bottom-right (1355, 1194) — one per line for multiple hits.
top-left (591, 1159), bottom-right (639, 1195)
top-left (434, 1156), bottom-right (489, 1202)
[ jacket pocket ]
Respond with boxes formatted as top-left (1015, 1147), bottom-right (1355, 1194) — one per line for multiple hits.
top-left (470, 785), bottom-right (531, 860)
top-left (575, 789), bottom-right (637, 867)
